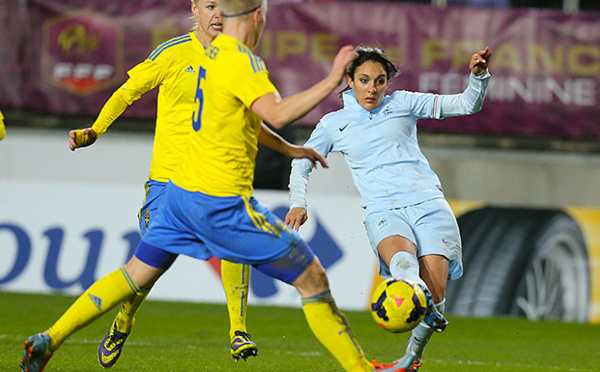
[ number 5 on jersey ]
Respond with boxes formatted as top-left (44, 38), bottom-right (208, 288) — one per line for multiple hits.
top-left (192, 66), bottom-right (206, 131)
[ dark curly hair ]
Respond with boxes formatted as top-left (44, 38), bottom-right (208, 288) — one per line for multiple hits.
top-left (339, 46), bottom-right (399, 98)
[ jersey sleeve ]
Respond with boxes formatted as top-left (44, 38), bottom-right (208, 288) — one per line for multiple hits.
top-left (90, 50), bottom-right (171, 135)
top-left (395, 90), bottom-right (442, 120)
top-left (232, 54), bottom-right (277, 108)
top-left (288, 122), bottom-right (333, 210)
top-left (439, 70), bottom-right (490, 118)
top-left (124, 57), bottom-right (168, 99)
top-left (90, 88), bottom-right (131, 136)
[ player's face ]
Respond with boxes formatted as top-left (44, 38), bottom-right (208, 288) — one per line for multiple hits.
top-left (193, 0), bottom-right (222, 42)
top-left (348, 61), bottom-right (388, 111)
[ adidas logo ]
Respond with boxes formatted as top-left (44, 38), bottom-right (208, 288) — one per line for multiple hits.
top-left (88, 293), bottom-right (102, 311)
top-left (185, 66), bottom-right (195, 73)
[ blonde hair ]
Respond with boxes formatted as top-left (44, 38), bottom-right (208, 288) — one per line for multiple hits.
top-left (191, 0), bottom-right (200, 31)
top-left (218, 0), bottom-right (263, 18)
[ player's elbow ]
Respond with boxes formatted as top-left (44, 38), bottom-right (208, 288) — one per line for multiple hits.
top-left (471, 101), bottom-right (484, 114)
top-left (266, 118), bottom-right (286, 129)
top-left (466, 106), bottom-right (481, 115)
top-left (261, 113), bottom-right (289, 129)
top-left (252, 92), bottom-right (289, 128)
top-left (461, 98), bottom-right (484, 115)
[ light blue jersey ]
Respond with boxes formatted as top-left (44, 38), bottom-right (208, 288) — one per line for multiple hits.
top-left (289, 70), bottom-right (490, 279)
top-left (289, 71), bottom-right (490, 214)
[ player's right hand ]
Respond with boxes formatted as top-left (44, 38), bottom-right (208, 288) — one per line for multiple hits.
top-left (285, 207), bottom-right (308, 231)
top-left (69, 128), bottom-right (97, 151)
top-left (470, 46), bottom-right (492, 75)
top-left (329, 45), bottom-right (358, 86)
top-left (286, 145), bottom-right (329, 169)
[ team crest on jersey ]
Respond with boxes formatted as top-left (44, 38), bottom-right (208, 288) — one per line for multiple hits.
top-left (41, 10), bottom-right (123, 95)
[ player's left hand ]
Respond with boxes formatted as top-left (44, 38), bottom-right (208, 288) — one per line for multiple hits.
top-left (69, 128), bottom-right (98, 151)
top-left (286, 145), bottom-right (329, 169)
top-left (285, 207), bottom-right (308, 231)
top-left (470, 46), bottom-right (492, 75)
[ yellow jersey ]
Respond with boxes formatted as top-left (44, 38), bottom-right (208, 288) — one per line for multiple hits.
top-left (171, 34), bottom-right (277, 197)
top-left (92, 32), bottom-right (204, 182)
top-left (0, 109), bottom-right (5, 140)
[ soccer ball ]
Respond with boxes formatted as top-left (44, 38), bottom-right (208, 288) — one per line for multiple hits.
top-left (370, 277), bottom-right (428, 333)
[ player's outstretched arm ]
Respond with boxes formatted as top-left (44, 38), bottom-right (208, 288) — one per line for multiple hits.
top-left (438, 46), bottom-right (492, 118)
top-left (69, 82), bottom-right (143, 151)
top-left (251, 45), bottom-right (357, 129)
top-left (258, 123), bottom-right (328, 169)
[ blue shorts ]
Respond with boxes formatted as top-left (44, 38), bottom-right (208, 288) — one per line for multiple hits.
top-left (363, 197), bottom-right (463, 281)
top-left (138, 180), bottom-right (167, 237)
top-left (137, 181), bottom-right (315, 284)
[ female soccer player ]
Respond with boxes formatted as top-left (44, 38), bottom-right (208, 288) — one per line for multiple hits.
top-left (68, 0), bottom-right (316, 366)
top-left (22, 1), bottom-right (410, 371)
top-left (287, 45), bottom-right (492, 371)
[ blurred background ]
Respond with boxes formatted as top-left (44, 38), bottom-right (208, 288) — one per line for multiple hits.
top-left (1, 0), bottom-right (599, 325)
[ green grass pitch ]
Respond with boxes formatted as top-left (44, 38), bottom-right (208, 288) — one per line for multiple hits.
top-left (2, 291), bottom-right (598, 371)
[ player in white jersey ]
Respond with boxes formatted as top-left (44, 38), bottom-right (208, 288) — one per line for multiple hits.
top-left (287, 45), bottom-right (492, 371)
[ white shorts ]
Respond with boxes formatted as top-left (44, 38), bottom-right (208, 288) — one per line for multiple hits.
top-left (363, 197), bottom-right (463, 280)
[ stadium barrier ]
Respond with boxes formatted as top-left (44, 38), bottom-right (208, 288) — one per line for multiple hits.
top-left (1, 129), bottom-right (599, 323)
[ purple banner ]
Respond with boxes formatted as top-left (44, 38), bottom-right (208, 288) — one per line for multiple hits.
top-left (18, 0), bottom-right (195, 118)
top-left (0, 0), bottom-right (25, 106)
top-left (1, 1), bottom-right (599, 138)
top-left (257, 3), bottom-right (600, 138)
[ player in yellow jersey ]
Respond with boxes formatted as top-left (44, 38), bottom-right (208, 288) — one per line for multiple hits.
top-left (66, 0), bottom-right (319, 367)
top-left (0, 109), bottom-right (6, 140)
top-left (21, 1), bottom-right (408, 371)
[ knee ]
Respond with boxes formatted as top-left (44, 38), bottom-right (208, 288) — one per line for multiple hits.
top-left (310, 258), bottom-right (328, 287)
top-left (293, 257), bottom-right (329, 297)
top-left (304, 257), bottom-right (328, 287)
top-left (126, 256), bottom-right (162, 289)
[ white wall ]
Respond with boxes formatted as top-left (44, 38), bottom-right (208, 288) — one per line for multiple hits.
top-left (0, 128), bottom-right (375, 310)
top-left (2, 128), bottom-right (600, 311)
top-left (3, 127), bottom-right (600, 208)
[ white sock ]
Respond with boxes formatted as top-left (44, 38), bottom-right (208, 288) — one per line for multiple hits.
top-left (388, 251), bottom-right (426, 288)
top-left (406, 299), bottom-right (446, 359)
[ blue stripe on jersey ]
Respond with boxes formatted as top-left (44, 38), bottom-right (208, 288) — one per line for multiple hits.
top-left (237, 44), bottom-right (265, 73)
top-left (149, 34), bottom-right (190, 59)
top-left (148, 35), bottom-right (192, 61)
top-left (256, 57), bottom-right (265, 72)
top-left (149, 34), bottom-right (189, 59)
